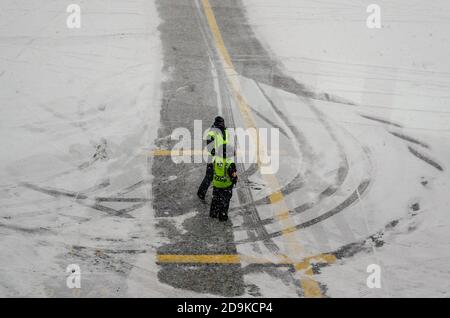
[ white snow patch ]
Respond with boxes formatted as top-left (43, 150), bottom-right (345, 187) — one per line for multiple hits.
top-left (159, 210), bottom-right (198, 235)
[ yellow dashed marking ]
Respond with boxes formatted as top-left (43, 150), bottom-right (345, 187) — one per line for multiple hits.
top-left (269, 191), bottom-right (284, 204)
top-left (277, 210), bottom-right (291, 221)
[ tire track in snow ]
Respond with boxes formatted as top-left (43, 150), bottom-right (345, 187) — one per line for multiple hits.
top-left (408, 146), bottom-right (444, 171)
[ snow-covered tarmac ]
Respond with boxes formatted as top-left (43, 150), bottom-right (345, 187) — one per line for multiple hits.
top-left (244, 0), bottom-right (450, 296)
top-left (1, 0), bottom-right (450, 297)
top-left (0, 0), bottom-right (168, 296)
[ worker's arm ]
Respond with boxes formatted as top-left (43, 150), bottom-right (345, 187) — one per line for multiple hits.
top-left (206, 135), bottom-right (215, 156)
top-left (229, 163), bottom-right (238, 186)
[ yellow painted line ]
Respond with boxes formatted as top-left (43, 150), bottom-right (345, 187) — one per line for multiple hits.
top-left (201, 0), bottom-right (234, 69)
top-left (200, 0), bottom-right (335, 297)
top-left (277, 210), bottom-right (290, 221)
top-left (157, 254), bottom-right (240, 264)
top-left (298, 276), bottom-right (322, 297)
top-left (156, 253), bottom-right (336, 298)
top-left (269, 191), bottom-right (284, 204)
top-left (311, 253), bottom-right (337, 264)
top-left (157, 253), bottom-right (336, 267)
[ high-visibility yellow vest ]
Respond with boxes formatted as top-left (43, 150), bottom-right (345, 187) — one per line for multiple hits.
top-left (207, 129), bottom-right (228, 155)
top-left (212, 156), bottom-right (234, 189)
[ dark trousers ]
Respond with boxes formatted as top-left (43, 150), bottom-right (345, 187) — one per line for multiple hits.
top-left (197, 163), bottom-right (214, 199)
top-left (210, 187), bottom-right (233, 221)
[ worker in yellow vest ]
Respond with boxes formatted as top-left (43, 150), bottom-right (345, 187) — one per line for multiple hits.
top-left (210, 144), bottom-right (237, 221)
top-left (197, 116), bottom-right (229, 201)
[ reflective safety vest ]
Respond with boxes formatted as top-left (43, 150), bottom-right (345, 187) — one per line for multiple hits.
top-left (207, 129), bottom-right (228, 155)
top-left (212, 156), bottom-right (234, 189)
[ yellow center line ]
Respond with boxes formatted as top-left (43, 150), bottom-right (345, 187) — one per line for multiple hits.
top-left (200, 0), bottom-right (332, 297)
